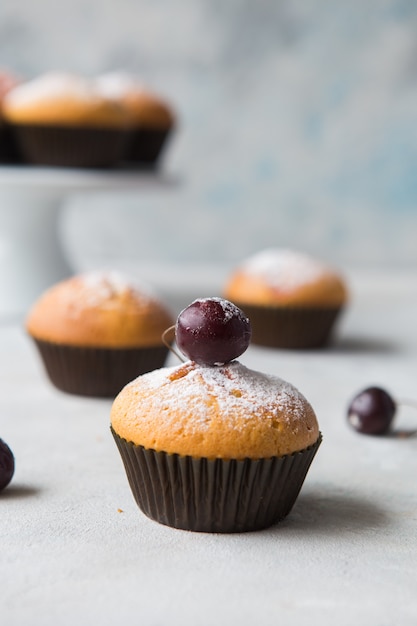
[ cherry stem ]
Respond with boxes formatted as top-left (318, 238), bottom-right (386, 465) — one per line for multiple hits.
top-left (162, 325), bottom-right (186, 363)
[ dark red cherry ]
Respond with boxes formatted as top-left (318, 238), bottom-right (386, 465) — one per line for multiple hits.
top-left (175, 297), bottom-right (251, 365)
top-left (347, 386), bottom-right (396, 435)
top-left (0, 438), bottom-right (14, 491)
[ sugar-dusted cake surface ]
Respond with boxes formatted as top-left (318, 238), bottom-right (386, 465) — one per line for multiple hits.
top-left (26, 271), bottom-right (173, 348)
top-left (224, 248), bottom-right (348, 307)
top-left (96, 71), bottom-right (175, 129)
top-left (111, 359), bottom-right (319, 459)
top-left (2, 72), bottom-right (128, 128)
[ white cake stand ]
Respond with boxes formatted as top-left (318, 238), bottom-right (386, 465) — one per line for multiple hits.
top-left (0, 166), bottom-right (174, 321)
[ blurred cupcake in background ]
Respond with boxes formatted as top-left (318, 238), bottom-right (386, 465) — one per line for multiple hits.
top-left (96, 71), bottom-right (176, 166)
top-left (224, 248), bottom-right (348, 349)
top-left (0, 69), bottom-right (21, 163)
top-left (2, 72), bottom-right (130, 168)
top-left (26, 270), bottom-right (174, 397)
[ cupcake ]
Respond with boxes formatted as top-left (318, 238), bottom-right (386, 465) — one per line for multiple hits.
top-left (111, 297), bottom-right (321, 533)
top-left (224, 248), bottom-right (348, 349)
top-left (26, 271), bottom-right (174, 397)
top-left (96, 72), bottom-right (175, 166)
top-left (0, 69), bottom-right (21, 163)
top-left (2, 72), bottom-right (130, 167)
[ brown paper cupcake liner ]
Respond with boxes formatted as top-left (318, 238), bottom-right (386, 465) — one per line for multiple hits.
top-left (0, 124), bottom-right (21, 163)
top-left (32, 339), bottom-right (169, 398)
top-left (111, 429), bottom-right (322, 533)
top-left (9, 123), bottom-right (130, 168)
top-left (236, 303), bottom-right (343, 349)
top-left (124, 127), bottom-right (172, 165)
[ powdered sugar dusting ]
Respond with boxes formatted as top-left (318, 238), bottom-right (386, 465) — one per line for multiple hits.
top-left (4, 72), bottom-right (103, 107)
top-left (241, 248), bottom-right (334, 292)
top-left (62, 270), bottom-right (159, 312)
top-left (95, 71), bottom-right (146, 99)
top-left (191, 297), bottom-right (248, 323)
top-left (127, 360), bottom-right (310, 429)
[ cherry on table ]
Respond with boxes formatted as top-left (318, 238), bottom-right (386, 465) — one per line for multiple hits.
top-left (347, 386), bottom-right (396, 435)
top-left (0, 438), bottom-right (14, 491)
top-left (175, 297), bottom-right (251, 366)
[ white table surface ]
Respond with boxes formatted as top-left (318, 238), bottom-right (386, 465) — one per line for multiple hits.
top-left (1, 269), bottom-right (417, 626)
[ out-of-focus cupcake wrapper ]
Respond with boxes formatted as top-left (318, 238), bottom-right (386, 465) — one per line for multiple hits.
top-left (125, 127), bottom-right (172, 165)
top-left (235, 303), bottom-right (343, 349)
top-left (0, 124), bottom-right (21, 163)
top-left (111, 429), bottom-right (322, 533)
top-left (32, 339), bottom-right (169, 398)
top-left (9, 123), bottom-right (129, 168)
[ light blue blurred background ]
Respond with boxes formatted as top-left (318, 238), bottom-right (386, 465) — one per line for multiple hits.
top-left (1, 0), bottom-right (416, 277)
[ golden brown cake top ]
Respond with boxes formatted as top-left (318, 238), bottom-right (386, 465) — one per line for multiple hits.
top-left (2, 72), bottom-right (128, 128)
top-left (122, 92), bottom-right (174, 128)
top-left (26, 271), bottom-right (173, 348)
top-left (95, 72), bottom-right (175, 128)
top-left (111, 360), bottom-right (319, 459)
top-left (224, 248), bottom-right (348, 307)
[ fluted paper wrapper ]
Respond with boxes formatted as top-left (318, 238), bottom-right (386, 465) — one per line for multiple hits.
top-left (112, 429), bottom-right (322, 533)
top-left (10, 124), bottom-right (129, 168)
top-left (0, 124), bottom-right (21, 163)
top-left (33, 339), bottom-right (169, 398)
top-left (236, 303), bottom-right (343, 349)
top-left (125, 127), bottom-right (172, 165)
